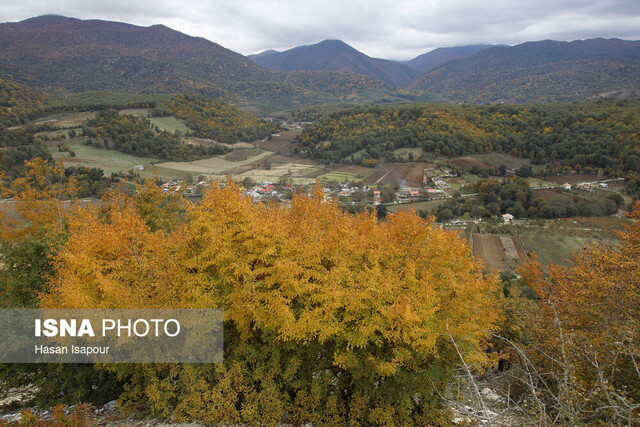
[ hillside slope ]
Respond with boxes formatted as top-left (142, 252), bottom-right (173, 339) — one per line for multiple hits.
top-left (405, 45), bottom-right (498, 73)
top-left (408, 38), bottom-right (640, 103)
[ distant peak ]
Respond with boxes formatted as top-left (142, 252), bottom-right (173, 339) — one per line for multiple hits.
top-left (20, 15), bottom-right (77, 25)
top-left (316, 39), bottom-right (352, 48)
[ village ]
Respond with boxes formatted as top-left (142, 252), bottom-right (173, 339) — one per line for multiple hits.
top-left (157, 166), bottom-right (623, 223)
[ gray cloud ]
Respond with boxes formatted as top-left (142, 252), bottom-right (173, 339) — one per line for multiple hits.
top-left (1, 0), bottom-right (639, 60)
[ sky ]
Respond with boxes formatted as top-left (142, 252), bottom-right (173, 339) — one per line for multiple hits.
top-left (1, 0), bottom-right (640, 60)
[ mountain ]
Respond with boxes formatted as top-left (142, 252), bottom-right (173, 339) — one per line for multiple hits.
top-left (0, 15), bottom-right (277, 95)
top-left (405, 45), bottom-right (500, 73)
top-left (408, 38), bottom-right (640, 103)
top-left (248, 40), bottom-right (418, 87)
top-left (0, 16), bottom-right (400, 109)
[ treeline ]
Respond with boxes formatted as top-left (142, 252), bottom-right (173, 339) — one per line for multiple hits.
top-left (299, 99), bottom-right (640, 176)
top-left (432, 177), bottom-right (622, 221)
top-left (86, 109), bottom-right (229, 161)
top-left (45, 91), bottom-right (173, 112)
top-left (165, 94), bottom-right (282, 143)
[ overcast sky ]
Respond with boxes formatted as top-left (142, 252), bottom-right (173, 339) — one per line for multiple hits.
top-left (1, 0), bottom-right (639, 60)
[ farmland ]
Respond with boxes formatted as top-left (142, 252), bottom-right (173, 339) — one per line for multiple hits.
top-left (50, 141), bottom-right (157, 174)
top-left (471, 216), bottom-right (630, 269)
top-left (362, 162), bottom-right (436, 187)
top-left (31, 111), bottom-right (96, 129)
top-left (473, 152), bottom-right (531, 169)
top-left (472, 234), bottom-right (528, 271)
top-left (386, 199), bottom-right (449, 214)
top-left (447, 156), bottom-right (491, 169)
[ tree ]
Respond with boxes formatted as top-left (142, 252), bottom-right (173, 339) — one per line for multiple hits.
top-left (42, 182), bottom-right (502, 425)
top-left (517, 203), bottom-right (640, 424)
top-left (0, 159), bottom-right (123, 406)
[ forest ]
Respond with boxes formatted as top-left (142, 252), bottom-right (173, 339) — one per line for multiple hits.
top-left (164, 93), bottom-right (282, 143)
top-left (85, 109), bottom-right (229, 161)
top-left (299, 99), bottom-right (640, 176)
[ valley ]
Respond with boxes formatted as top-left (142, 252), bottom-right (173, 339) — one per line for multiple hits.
top-left (0, 12), bottom-right (639, 426)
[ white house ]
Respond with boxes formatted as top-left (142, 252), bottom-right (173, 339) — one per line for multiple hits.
top-left (502, 213), bottom-right (514, 222)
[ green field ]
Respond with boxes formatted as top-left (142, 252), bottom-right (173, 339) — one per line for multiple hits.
top-left (223, 148), bottom-right (264, 162)
top-left (473, 153), bottom-right (531, 169)
top-left (527, 177), bottom-right (560, 188)
top-left (392, 147), bottom-right (423, 161)
top-left (385, 199), bottom-right (449, 213)
top-left (31, 111), bottom-right (96, 128)
top-left (49, 142), bottom-right (158, 175)
top-left (320, 171), bottom-right (361, 182)
top-left (148, 116), bottom-right (192, 134)
top-left (343, 149), bottom-right (367, 162)
top-left (483, 217), bottom-right (628, 267)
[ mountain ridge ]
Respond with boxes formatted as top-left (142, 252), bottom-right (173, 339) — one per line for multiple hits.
top-left (408, 37), bottom-right (640, 103)
top-left (405, 44), bottom-right (502, 73)
top-left (2, 15), bottom-right (640, 106)
top-left (248, 39), bottom-right (418, 87)
top-left (0, 15), bottom-right (403, 109)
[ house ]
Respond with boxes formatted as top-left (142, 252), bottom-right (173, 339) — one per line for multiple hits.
top-left (561, 183), bottom-right (572, 191)
top-left (598, 183), bottom-right (608, 188)
top-left (409, 190), bottom-right (420, 198)
top-left (502, 213), bottom-right (514, 222)
top-left (577, 182), bottom-right (594, 191)
top-left (372, 190), bottom-right (382, 205)
top-left (425, 188), bottom-right (444, 195)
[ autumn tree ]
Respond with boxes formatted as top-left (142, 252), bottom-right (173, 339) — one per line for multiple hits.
top-left (0, 159), bottom-right (123, 406)
top-left (516, 203), bottom-right (640, 425)
top-left (43, 181), bottom-right (501, 425)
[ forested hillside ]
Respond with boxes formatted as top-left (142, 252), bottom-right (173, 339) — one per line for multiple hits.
top-left (85, 110), bottom-right (229, 161)
top-left (165, 94), bottom-right (281, 143)
top-left (408, 38), bottom-right (640, 103)
top-left (299, 99), bottom-right (640, 175)
top-left (0, 77), bottom-right (50, 127)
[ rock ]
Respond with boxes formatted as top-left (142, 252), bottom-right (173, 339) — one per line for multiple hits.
top-left (481, 387), bottom-right (503, 402)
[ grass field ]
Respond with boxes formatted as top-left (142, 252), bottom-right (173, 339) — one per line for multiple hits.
top-left (385, 199), bottom-right (449, 214)
top-left (119, 108), bottom-right (152, 117)
top-left (31, 111), bottom-right (96, 128)
top-left (224, 148), bottom-right (264, 162)
top-left (49, 142), bottom-right (158, 174)
top-left (392, 147), bottom-right (423, 161)
top-left (484, 217), bottom-right (629, 268)
top-left (449, 156), bottom-right (491, 169)
top-left (320, 171), bottom-right (361, 182)
top-left (527, 177), bottom-right (561, 188)
top-left (236, 163), bottom-right (316, 184)
top-left (473, 153), bottom-right (531, 169)
top-left (148, 116), bottom-right (192, 134)
top-left (154, 151), bottom-right (273, 175)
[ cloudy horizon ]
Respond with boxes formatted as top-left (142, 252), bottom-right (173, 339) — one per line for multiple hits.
top-left (1, 0), bottom-right (639, 60)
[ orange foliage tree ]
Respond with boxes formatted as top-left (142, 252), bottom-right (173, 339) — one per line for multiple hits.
top-left (519, 204), bottom-right (640, 425)
top-left (42, 181), bottom-right (501, 425)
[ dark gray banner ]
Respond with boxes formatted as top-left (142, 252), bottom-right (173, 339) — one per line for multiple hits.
top-left (0, 309), bottom-right (223, 363)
